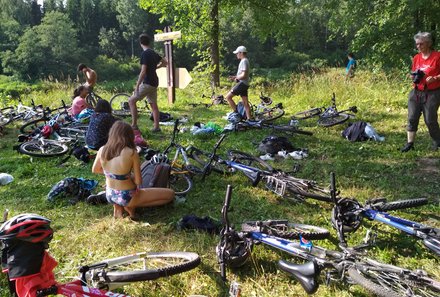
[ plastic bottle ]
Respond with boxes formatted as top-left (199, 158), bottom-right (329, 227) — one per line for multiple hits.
top-left (0, 173), bottom-right (13, 186)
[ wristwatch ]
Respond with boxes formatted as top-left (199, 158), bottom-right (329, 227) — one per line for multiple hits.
top-left (235, 78), bottom-right (239, 83)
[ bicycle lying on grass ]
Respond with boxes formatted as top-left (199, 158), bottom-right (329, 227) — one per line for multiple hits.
top-left (292, 93), bottom-right (357, 127)
top-left (0, 98), bottom-right (46, 127)
top-left (332, 196), bottom-right (440, 256)
top-left (197, 134), bottom-right (332, 202)
top-left (109, 93), bottom-right (151, 118)
top-left (0, 213), bottom-right (201, 297)
top-left (217, 181), bottom-right (440, 296)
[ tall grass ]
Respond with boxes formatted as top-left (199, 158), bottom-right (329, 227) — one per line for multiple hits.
top-left (0, 68), bottom-right (438, 297)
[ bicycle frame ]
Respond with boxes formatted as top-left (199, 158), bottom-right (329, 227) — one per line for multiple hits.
top-left (360, 208), bottom-right (440, 255)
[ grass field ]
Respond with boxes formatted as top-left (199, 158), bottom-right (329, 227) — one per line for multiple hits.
top-left (0, 69), bottom-right (439, 297)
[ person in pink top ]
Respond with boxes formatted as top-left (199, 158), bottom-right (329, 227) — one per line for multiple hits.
top-left (69, 86), bottom-right (90, 117)
top-left (401, 32), bottom-right (440, 152)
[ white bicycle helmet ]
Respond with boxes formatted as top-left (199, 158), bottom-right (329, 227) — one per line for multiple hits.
top-left (151, 153), bottom-right (169, 164)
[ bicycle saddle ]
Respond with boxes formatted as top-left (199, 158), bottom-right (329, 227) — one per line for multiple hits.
top-left (278, 260), bottom-right (319, 294)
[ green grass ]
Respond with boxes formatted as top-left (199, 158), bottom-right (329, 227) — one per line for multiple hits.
top-left (0, 68), bottom-right (439, 297)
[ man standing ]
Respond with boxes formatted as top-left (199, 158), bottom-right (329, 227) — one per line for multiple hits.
top-left (77, 64), bottom-right (97, 90)
top-left (225, 46), bottom-right (252, 120)
top-left (129, 33), bottom-right (167, 132)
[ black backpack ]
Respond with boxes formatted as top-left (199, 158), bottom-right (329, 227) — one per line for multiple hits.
top-left (258, 135), bottom-right (295, 154)
top-left (342, 121), bottom-right (368, 142)
top-left (140, 161), bottom-right (171, 188)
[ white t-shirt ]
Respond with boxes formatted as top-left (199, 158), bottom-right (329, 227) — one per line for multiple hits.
top-left (237, 58), bottom-right (250, 86)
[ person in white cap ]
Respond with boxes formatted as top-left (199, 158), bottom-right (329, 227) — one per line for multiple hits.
top-left (225, 45), bottom-right (252, 120)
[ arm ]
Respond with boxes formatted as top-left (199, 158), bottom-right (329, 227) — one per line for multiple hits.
top-left (92, 148), bottom-right (104, 174)
top-left (132, 151), bottom-right (142, 187)
top-left (157, 57), bottom-right (168, 68)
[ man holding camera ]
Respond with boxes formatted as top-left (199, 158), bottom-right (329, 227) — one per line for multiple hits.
top-left (401, 32), bottom-right (440, 152)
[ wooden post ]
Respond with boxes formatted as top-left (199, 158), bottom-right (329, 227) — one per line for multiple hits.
top-left (164, 26), bottom-right (175, 104)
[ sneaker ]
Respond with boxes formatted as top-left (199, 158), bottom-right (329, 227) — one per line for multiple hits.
top-left (289, 151), bottom-right (304, 160)
top-left (86, 191), bottom-right (107, 205)
top-left (277, 150), bottom-right (289, 159)
top-left (400, 142), bottom-right (414, 152)
top-left (151, 127), bottom-right (162, 133)
top-left (260, 153), bottom-right (275, 161)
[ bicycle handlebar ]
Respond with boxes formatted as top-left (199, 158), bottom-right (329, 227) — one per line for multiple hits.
top-left (200, 134), bottom-right (227, 181)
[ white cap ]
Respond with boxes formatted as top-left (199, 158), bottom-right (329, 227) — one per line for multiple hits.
top-left (233, 46), bottom-right (247, 54)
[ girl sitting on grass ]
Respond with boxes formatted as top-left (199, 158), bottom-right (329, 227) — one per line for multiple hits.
top-left (92, 121), bottom-right (174, 219)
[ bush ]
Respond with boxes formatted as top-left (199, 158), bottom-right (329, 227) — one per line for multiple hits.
top-left (93, 55), bottom-right (138, 82)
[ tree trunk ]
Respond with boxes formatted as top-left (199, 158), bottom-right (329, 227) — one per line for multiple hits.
top-left (210, 0), bottom-right (220, 87)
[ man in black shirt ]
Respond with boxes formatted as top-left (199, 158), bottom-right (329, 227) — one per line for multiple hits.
top-left (129, 33), bottom-right (167, 132)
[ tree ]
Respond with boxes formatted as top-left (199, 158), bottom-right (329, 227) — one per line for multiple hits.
top-left (1, 11), bottom-right (82, 79)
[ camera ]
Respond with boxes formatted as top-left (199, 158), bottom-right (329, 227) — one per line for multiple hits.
top-left (411, 69), bottom-right (425, 84)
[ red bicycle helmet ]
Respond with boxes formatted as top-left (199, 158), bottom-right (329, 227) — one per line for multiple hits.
top-left (0, 213), bottom-right (53, 244)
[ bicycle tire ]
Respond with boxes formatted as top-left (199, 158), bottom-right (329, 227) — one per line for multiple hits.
top-left (374, 198), bottom-right (428, 212)
top-left (265, 124), bottom-right (313, 136)
top-left (20, 118), bottom-right (49, 134)
top-left (190, 147), bottom-right (230, 175)
top-left (227, 150), bottom-right (273, 172)
top-left (292, 108), bottom-right (321, 120)
top-left (169, 168), bottom-right (193, 195)
top-left (18, 141), bottom-right (69, 157)
top-left (241, 220), bottom-right (330, 240)
top-left (317, 113), bottom-right (350, 127)
top-left (254, 106), bottom-right (285, 123)
top-left (86, 93), bottom-right (101, 108)
top-left (83, 251), bottom-right (200, 285)
top-left (59, 124), bottom-right (88, 141)
top-left (348, 264), bottom-right (440, 297)
top-left (109, 93), bottom-right (131, 117)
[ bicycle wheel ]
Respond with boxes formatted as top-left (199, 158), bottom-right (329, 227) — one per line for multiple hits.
top-left (292, 108), bottom-right (321, 120)
top-left (348, 264), bottom-right (440, 297)
top-left (373, 198), bottom-right (428, 212)
top-left (19, 141), bottom-right (69, 157)
top-left (169, 168), bottom-right (193, 195)
top-left (190, 147), bottom-right (229, 175)
top-left (265, 124), bottom-right (313, 136)
top-left (227, 150), bottom-right (273, 172)
top-left (0, 107), bottom-right (14, 125)
top-left (20, 118), bottom-right (49, 134)
top-left (317, 113), bottom-right (350, 127)
top-left (109, 93), bottom-right (131, 117)
top-left (86, 93), bottom-right (100, 108)
top-left (83, 251), bottom-right (200, 287)
top-left (241, 220), bottom-right (330, 240)
top-left (254, 106), bottom-right (285, 123)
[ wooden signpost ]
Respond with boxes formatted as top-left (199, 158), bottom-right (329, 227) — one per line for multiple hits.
top-left (154, 27), bottom-right (191, 104)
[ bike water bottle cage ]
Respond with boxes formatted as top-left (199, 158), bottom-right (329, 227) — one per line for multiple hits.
top-left (331, 198), bottom-right (362, 233)
top-left (0, 213), bottom-right (53, 244)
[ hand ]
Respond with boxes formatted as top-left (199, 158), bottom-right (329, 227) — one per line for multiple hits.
top-left (426, 76), bottom-right (437, 84)
top-left (228, 76), bottom-right (236, 81)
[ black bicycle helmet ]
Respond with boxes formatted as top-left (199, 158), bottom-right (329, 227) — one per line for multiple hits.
top-left (0, 213), bottom-right (53, 244)
top-left (331, 198), bottom-right (363, 233)
top-left (216, 233), bottom-right (251, 268)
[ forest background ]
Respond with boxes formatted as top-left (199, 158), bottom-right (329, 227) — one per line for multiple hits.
top-left (1, 0), bottom-right (440, 94)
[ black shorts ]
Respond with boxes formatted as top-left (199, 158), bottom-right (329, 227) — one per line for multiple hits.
top-left (231, 82), bottom-right (249, 97)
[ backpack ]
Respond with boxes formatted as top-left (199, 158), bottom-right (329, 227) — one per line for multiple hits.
top-left (258, 135), bottom-right (296, 154)
top-left (140, 161), bottom-right (171, 188)
top-left (341, 121), bottom-right (368, 142)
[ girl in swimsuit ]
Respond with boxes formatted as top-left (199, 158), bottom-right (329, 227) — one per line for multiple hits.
top-left (92, 121), bottom-right (174, 218)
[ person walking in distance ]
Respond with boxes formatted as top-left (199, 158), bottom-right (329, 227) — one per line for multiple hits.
top-left (225, 46), bottom-right (252, 120)
top-left (129, 33), bottom-right (167, 132)
top-left (77, 64), bottom-right (97, 91)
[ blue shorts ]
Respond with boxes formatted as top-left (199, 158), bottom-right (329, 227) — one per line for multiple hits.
top-left (106, 187), bottom-right (137, 206)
